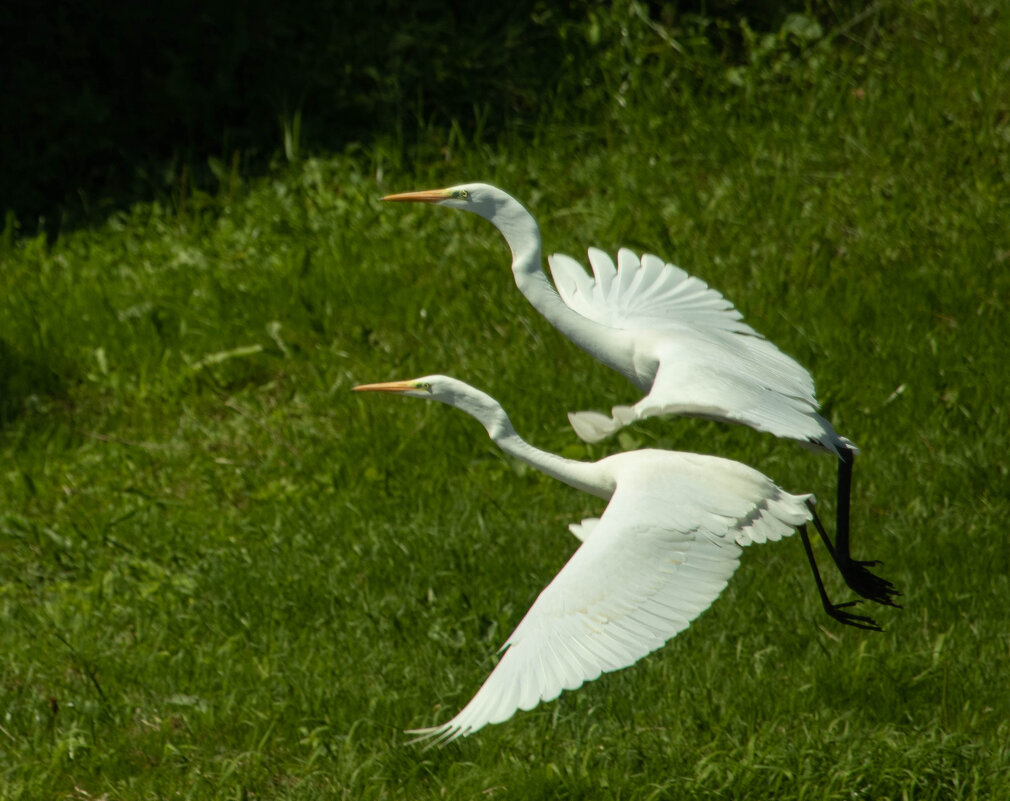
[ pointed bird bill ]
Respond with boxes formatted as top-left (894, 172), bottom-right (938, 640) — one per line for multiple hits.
top-left (353, 379), bottom-right (420, 393)
top-left (381, 188), bottom-right (451, 203)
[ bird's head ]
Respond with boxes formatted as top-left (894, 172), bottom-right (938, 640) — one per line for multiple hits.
top-left (382, 183), bottom-right (508, 223)
top-left (354, 374), bottom-right (510, 437)
top-left (353, 375), bottom-right (468, 405)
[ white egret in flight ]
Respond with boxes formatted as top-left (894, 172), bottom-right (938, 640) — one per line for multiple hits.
top-left (354, 374), bottom-right (880, 745)
top-left (382, 184), bottom-right (898, 610)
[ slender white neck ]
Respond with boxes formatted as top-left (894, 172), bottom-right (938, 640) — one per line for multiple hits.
top-left (448, 385), bottom-right (613, 500)
top-left (496, 426), bottom-right (612, 500)
top-left (489, 199), bottom-right (632, 372)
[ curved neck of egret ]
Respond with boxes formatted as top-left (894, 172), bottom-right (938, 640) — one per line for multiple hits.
top-left (487, 197), bottom-right (631, 370)
top-left (447, 383), bottom-right (613, 501)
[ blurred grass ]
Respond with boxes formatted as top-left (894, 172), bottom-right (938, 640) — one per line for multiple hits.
top-left (2, 0), bottom-right (1009, 798)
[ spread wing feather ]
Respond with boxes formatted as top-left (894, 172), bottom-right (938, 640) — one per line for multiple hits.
top-left (549, 248), bottom-right (756, 336)
top-left (408, 455), bottom-right (812, 746)
top-left (550, 248), bottom-right (856, 452)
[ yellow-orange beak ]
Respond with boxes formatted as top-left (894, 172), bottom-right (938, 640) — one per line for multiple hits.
top-left (381, 188), bottom-right (451, 203)
top-left (353, 379), bottom-right (419, 393)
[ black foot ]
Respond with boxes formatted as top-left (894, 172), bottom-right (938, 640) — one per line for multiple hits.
top-left (798, 523), bottom-right (886, 633)
top-left (839, 559), bottom-right (902, 608)
top-left (823, 598), bottom-right (883, 632)
top-left (806, 499), bottom-right (902, 608)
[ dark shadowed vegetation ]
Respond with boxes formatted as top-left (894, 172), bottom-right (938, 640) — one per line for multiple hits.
top-left (5, 0), bottom-right (867, 231)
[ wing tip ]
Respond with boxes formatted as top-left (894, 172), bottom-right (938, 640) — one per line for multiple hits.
top-left (404, 722), bottom-right (467, 749)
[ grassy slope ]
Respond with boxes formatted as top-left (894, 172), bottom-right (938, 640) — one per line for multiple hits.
top-left (1, 2), bottom-right (1009, 798)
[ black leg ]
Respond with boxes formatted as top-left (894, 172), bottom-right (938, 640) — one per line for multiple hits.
top-left (830, 449), bottom-right (902, 608)
top-left (797, 524), bottom-right (882, 631)
top-left (806, 498), bottom-right (837, 560)
top-left (835, 446), bottom-right (854, 563)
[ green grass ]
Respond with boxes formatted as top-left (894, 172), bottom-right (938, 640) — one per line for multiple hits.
top-left (2, 1), bottom-right (1009, 798)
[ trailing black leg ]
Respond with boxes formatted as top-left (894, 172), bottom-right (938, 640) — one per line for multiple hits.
top-left (825, 450), bottom-right (902, 607)
top-left (835, 446), bottom-right (854, 563)
top-left (806, 497), bottom-right (900, 607)
top-left (798, 524), bottom-right (882, 631)
top-left (807, 498), bottom-right (837, 559)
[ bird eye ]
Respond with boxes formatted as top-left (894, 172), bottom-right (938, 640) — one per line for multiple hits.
top-left (454, 189), bottom-right (469, 200)
top-left (417, 382), bottom-right (432, 392)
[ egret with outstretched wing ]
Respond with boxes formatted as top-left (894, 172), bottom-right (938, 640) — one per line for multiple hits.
top-left (355, 375), bottom-right (878, 745)
top-left (382, 184), bottom-right (898, 610)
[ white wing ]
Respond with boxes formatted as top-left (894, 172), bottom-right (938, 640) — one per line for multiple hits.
top-left (570, 340), bottom-right (846, 452)
top-left (548, 247), bottom-right (757, 337)
top-left (408, 454), bottom-right (812, 745)
top-left (550, 248), bottom-right (856, 453)
top-left (640, 351), bottom-right (840, 449)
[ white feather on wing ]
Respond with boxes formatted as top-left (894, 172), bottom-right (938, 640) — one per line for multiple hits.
top-left (549, 247), bottom-right (755, 336)
top-left (408, 455), bottom-right (812, 745)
